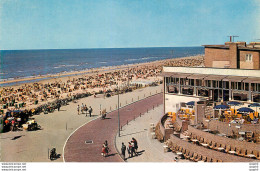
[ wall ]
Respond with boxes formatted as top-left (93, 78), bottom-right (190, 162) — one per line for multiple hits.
top-left (205, 48), bottom-right (230, 68)
top-left (240, 51), bottom-right (260, 69)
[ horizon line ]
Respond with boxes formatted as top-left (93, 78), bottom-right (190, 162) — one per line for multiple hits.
top-left (0, 45), bottom-right (203, 51)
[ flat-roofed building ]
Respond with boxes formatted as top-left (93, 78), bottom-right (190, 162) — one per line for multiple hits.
top-left (204, 42), bottom-right (260, 69)
top-left (163, 67), bottom-right (260, 112)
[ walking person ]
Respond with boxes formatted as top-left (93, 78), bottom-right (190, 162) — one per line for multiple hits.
top-left (121, 142), bottom-right (126, 160)
top-left (131, 140), bottom-right (137, 156)
top-left (85, 105), bottom-right (88, 117)
top-left (57, 102), bottom-right (61, 111)
top-left (81, 103), bottom-right (84, 114)
top-left (89, 106), bottom-right (93, 117)
top-left (132, 137), bottom-right (138, 153)
top-left (128, 142), bottom-right (133, 158)
top-left (77, 105), bottom-right (80, 115)
top-left (102, 140), bottom-right (109, 157)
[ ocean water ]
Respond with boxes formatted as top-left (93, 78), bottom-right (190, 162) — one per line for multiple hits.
top-left (0, 47), bottom-right (204, 81)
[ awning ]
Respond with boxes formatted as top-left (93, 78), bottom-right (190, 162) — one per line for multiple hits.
top-left (223, 76), bottom-right (248, 82)
top-left (162, 72), bottom-right (193, 78)
top-left (243, 77), bottom-right (260, 83)
top-left (203, 75), bottom-right (227, 80)
top-left (187, 74), bottom-right (208, 80)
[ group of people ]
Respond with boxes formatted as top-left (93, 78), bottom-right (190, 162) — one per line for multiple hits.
top-left (101, 137), bottom-right (139, 160)
top-left (121, 138), bottom-right (138, 160)
top-left (77, 103), bottom-right (93, 117)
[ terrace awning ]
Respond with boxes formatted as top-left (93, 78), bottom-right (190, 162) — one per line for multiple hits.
top-left (223, 76), bottom-right (248, 82)
top-left (162, 72), bottom-right (193, 78)
top-left (243, 77), bottom-right (260, 83)
top-left (203, 75), bottom-right (227, 80)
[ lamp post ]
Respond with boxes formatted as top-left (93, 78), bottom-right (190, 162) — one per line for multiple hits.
top-left (117, 85), bottom-right (120, 137)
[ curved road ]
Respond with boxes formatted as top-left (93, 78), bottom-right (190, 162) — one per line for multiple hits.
top-left (64, 93), bottom-right (163, 162)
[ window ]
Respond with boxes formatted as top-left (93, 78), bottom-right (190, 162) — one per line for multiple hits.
top-left (246, 54), bottom-right (253, 62)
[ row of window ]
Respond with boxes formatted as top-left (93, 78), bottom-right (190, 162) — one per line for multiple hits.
top-left (165, 77), bottom-right (260, 92)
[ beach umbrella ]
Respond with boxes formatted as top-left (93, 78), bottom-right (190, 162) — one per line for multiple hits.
top-left (186, 101), bottom-right (195, 106)
top-left (227, 101), bottom-right (241, 106)
top-left (214, 105), bottom-right (229, 110)
top-left (237, 107), bottom-right (254, 114)
top-left (248, 103), bottom-right (260, 116)
top-left (213, 105), bottom-right (229, 119)
top-left (227, 101), bottom-right (241, 111)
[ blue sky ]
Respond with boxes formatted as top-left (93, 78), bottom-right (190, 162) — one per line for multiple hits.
top-left (0, 0), bottom-right (259, 50)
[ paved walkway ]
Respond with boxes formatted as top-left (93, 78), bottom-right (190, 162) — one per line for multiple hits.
top-left (115, 105), bottom-right (189, 162)
top-left (1, 85), bottom-right (162, 162)
top-left (64, 93), bottom-right (163, 162)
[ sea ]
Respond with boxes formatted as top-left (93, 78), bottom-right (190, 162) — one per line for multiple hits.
top-left (0, 47), bottom-right (204, 84)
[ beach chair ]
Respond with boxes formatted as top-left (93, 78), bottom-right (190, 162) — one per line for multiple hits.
top-left (194, 154), bottom-right (202, 162)
top-left (238, 149), bottom-right (247, 157)
top-left (190, 153), bottom-right (198, 162)
top-left (206, 157), bottom-right (212, 162)
top-left (249, 113), bottom-right (254, 120)
top-left (213, 143), bottom-right (220, 150)
top-left (184, 151), bottom-right (190, 159)
top-left (225, 145), bottom-right (231, 153)
top-left (202, 156), bottom-right (207, 162)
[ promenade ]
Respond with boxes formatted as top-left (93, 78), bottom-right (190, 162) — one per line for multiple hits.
top-left (115, 104), bottom-right (189, 162)
top-left (1, 86), bottom-right (162, 162)
top-left (64, 93), bottom-right (163, 162)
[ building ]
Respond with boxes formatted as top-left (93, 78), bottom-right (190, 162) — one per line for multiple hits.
top-left (204, 42), bottom-right (260, 69)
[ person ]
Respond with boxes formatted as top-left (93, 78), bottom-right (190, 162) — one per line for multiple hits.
top-left (77, 105), bottom-right (80, 115)
top-left (57, 102), bottom-right (61, 111)
top-left (102, 140), bottom-right (109, 157)
top-left (84, 105), bottom-right (88, 116)
top-left (81, 103), bottom-right (84, 114)
top-left (131, 140), bottom-right (137, 156)
top-left (128, 142), bottom-right (133, 158)
top-left (89, 106), bottom-right (93, 117)
top-left (121, 142), bottom-right (126, 160)
top-left (132, 138), bottom-right (138, 154)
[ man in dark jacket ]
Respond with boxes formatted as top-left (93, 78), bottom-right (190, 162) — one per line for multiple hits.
top-left (121, 142), bottom-right (126, 160)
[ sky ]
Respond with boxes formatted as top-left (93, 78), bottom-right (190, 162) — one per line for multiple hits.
top-left (0, 0), bottom-right (259, 50)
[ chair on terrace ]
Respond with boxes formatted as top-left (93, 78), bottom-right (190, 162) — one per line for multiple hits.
top-left (225, 145), bottom-right (231, 153)
top-left (202, 156), bottom-right (207, 162)
top-left (209, 142), bottom-right (216, 149)
top-left (238, 149), bottom-right (247, 157)
top-left (213, 143), bottom-right (220, 150)
top-left (212, 158), bottom-right (218, 162)
top-left (194, 154), bottom-right (202, 162)
top-left (206, 157), bottom-right (212, 162)
top-left (217, 159), bottom-right (223, 162)
top-left (190, 153), bottom-right (198, 161)
top-left (253, 151), bottom-right (260, 160)
top-left (184, 151), bottom-right (190, 159)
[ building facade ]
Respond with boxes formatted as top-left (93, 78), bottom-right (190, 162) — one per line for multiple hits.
top-left (204, 42), bottom-right (260, 69)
